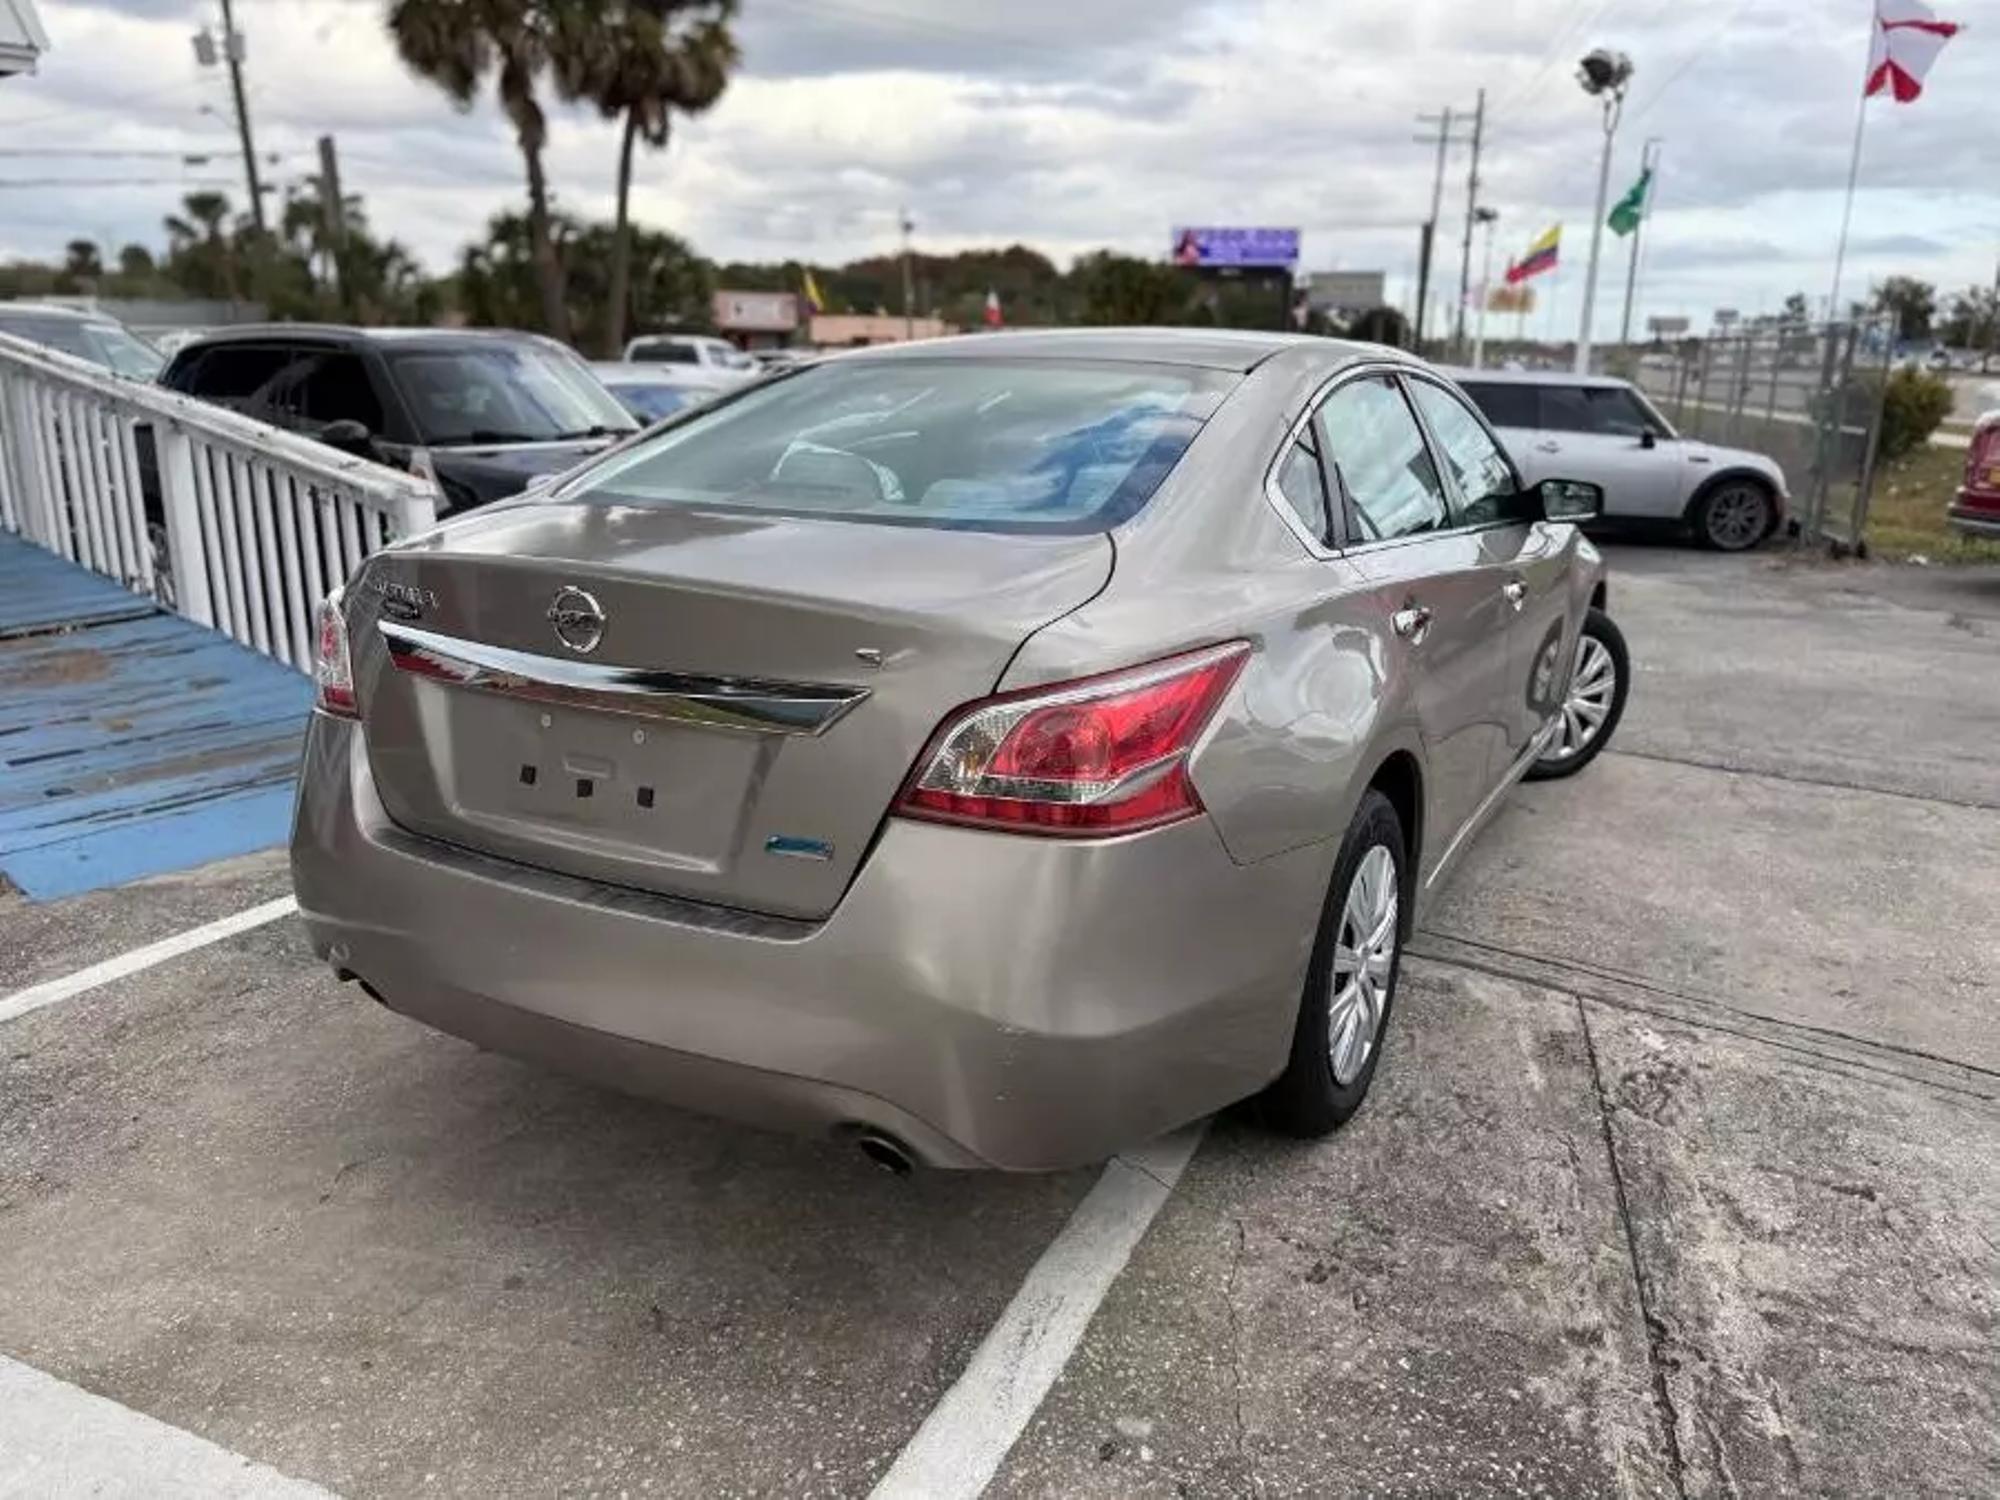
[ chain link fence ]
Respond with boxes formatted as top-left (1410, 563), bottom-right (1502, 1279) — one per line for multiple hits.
top-left (1629, 319), bottom-right (1894, 551)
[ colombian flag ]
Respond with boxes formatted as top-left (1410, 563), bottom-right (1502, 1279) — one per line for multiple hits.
top-left (1504, 225), bottom-right (1560, 286)
top-left (802, 268), bottom-right (826, 314)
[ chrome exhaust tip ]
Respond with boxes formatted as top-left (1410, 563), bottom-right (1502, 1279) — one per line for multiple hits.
top-left (854, 1130), bottom-right (915, 1177)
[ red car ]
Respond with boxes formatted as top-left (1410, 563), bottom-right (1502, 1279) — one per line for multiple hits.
top-left (1951, 412), bottom-right (2000, 539)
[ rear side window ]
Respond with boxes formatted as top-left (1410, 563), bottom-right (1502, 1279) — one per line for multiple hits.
top-left (1539, 384), bottom-right (1657, 436)
top-left (1272, 433), bottom-right (1330, 540)
top-left (1459, 381), bottom-right (1538, 429)
top-left (172, 345), bottom-right (305, 401)
top-left (1318, 376), bottom-right (1449, 543)
top-left (566, 359), bottom-right (1233, 534)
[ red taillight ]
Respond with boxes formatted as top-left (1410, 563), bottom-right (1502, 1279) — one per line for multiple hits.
top-left (313, 590), bottom-right (358, 718)
top-left (894, 642), bottom-right (1251, 836)
top-left (1967, 421), bottom-right (2000, 497)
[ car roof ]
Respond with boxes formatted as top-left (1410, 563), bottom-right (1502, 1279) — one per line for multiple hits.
top-left (0, 302), bottom-right (114, 325)
top-left (1436, 364), bottom-right (1632, 389)
top-left (830, 327), bottom-right (1373, 374)
top-left (169, 324), bottom-right (556, 354)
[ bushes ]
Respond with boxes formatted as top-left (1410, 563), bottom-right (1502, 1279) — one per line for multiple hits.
top-left (1816, 364), bottom-right (1953, 461)
top-left (1878, 365), bottom-right (1954, 459)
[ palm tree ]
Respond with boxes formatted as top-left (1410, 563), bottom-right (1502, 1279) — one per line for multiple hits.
top-left (554, 0), bottom-right (737, 355)
top-left (388, 0), bottom-right (570, 339)
top-left (163, 191), bottom-right (239, 301)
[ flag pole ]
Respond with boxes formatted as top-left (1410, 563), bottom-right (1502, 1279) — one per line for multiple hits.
top-left (1618, 138), bottom-right (1662, 348)
top-left (1828, 17), bottom-right (1875, 323)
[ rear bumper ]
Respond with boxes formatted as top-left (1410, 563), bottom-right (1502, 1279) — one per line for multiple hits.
top-left (290, 716), bottom-right (1329, 1170)
top-left (1948, 495), bottom-right (2000, 540)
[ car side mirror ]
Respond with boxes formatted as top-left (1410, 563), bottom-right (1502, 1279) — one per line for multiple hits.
top-left (1639, 428), bottom-right (1657, 450)
top-left (317, 418), bottom-right (374, 456)
top-left (1538, 478), bottom-right (1603, 523)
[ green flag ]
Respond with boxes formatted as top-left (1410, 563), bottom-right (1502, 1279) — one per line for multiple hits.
top-left (1608, 167), bottom-right (1653, 237)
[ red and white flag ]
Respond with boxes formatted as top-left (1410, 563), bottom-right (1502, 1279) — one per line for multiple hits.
top-left (983, 289), bottom-right (1003, 328)
top-left (1866, 0), bottom-right (1959, 102)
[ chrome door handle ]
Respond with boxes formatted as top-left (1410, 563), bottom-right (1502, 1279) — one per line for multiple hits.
top-left (1533, 441), bottom-right (1561, 454)
top-left (1391, 605), bottom-right (1433, 643)
top-left (1502, 580), bottom-right (1526, 610)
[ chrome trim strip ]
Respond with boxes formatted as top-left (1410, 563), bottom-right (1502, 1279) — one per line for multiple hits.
top-left (376, 620), bottom-right (870, 736)
top-left (1422, 716), bottom-right (1561, 898)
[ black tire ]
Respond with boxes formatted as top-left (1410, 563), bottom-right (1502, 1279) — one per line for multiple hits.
top-left (1525, 607), bottom-right (1629, 781)
top-left (1257, 789), bottom-right (1407, 1137)
top-left (1691, 477), bottom-right (1775, 551)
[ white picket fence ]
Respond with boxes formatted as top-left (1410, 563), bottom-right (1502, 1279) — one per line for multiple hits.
top-left (0, 330), bottom-right (438, 671)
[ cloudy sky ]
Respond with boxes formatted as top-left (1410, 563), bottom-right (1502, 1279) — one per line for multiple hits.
top-left (3, 0), bottom-right (1996, 337)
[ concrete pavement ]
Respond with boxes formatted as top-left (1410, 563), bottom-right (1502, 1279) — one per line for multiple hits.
top-left (2, 542), bottom-right (1996, 1497)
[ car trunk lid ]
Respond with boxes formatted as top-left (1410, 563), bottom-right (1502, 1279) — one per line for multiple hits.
top-left (349, 501), bottom-right (1111, 919)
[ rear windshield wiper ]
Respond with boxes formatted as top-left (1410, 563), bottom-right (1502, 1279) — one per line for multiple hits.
top-left (550, 424), bottom-right (634, 441)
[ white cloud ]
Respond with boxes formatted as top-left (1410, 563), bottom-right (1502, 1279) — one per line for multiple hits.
top-left (2, 0), bottom-right (1994, 336)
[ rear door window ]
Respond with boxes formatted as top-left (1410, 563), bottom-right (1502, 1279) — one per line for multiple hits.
top-left (1457, 381), bottom-right (1539, 430)
top-left (567, 359), bottom-right (1233, 534)
top-left (294, 353), bottom-right (387, 433)
top-left (172, 345), bottom-right (307, 406)
top-left (1316, 375), bottom-right (1450, 543)
top-left (1539, 384), bottom-right (1657, 436)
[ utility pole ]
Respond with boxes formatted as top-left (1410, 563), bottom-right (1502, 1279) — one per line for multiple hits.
top-left (899, 208), bottom-right (915, 342)
top-left (216, 0), bottom-right (264, 233)
top-left (1617, 137), bottom-right (1662, 349)
top-left (317, 135), bottom-right (346, 293)
top-left (1412, 106), bottom-right (1454, 354)
top-left (1452, 88), bottom-right (1486, 359)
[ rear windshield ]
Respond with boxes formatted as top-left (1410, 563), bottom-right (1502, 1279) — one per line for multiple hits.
top-left (563, 358), bottom-right (1233, 533)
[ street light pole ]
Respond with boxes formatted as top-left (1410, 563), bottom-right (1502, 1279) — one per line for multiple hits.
top-left (1574, 49), bottom-right (1633, 375)
top-left (216, 0), bottom-right (264, 233)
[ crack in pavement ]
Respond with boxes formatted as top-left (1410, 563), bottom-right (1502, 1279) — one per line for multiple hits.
top-left (1576, 997), bottom-right (1692, 1500)
top-left (1603, 745), bottom-right (2000, 815)
top-left (1407, 939), bottom-right (1997, 1106)
top-left (1223, 1214), bottom-right (1259, 1499)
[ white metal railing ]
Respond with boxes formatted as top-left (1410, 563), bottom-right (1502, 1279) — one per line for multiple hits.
top-left (0, 330), bottom-right (437, 671)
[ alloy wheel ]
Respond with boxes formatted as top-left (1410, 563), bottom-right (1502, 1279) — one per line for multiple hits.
top-left (1705, 484), bottom-right (1769, 550)
top-left (1328, 844), bottom-right (1398, 1086)
top-left (1544, 634), bottom-right (1616, 764)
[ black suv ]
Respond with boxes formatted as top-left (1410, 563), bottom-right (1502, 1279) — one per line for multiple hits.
top-left (160, 326), bottom-right (638, 513)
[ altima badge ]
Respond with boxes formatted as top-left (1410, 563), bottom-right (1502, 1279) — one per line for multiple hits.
top-left (547, 585), bottom-right (607, 655)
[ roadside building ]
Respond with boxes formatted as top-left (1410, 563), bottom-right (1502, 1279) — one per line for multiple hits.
top-left (712, 290), bottom-right (800, 351)
top-left (808, 313), bottom-right (954, 347)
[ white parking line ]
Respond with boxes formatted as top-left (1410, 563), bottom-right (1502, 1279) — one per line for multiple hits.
top-left (0, 896), bottom-right (298, 1027)
top-left (869, 1124), bottom-right (1206, 1500)
top-left (0, 1354), bottom-right (339, 1498)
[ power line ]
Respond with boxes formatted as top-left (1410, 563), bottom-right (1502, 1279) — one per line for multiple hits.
top-left (0, 177), bottom-right (241, 190)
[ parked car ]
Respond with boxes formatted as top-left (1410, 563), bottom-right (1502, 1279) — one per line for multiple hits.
top-left (295, 329), bottom-right (1627, 1172)
top-left (751, 347), bottom-right (814, 372)
top-left (1949, 411), bottom-right (2000, 540)
top-left (621, 333), bottom-right (759, 386)
top-left (589, 361), bottom-right (716, 424)
top-left (161, 327), bottom-right (638, 513)
top-left (1450, 367), bottom-right (1789, 550)
top-left (0, 302), bottom-right (163, 379)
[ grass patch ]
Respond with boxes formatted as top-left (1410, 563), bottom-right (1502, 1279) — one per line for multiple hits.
top-left (1864, 442), bottom-right (2000, 564)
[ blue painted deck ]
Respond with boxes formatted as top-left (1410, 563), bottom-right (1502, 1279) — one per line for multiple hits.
top-left (0, 533), bottom-right (311, 901)
top-left (0, 530), bottom-right (158, 638)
